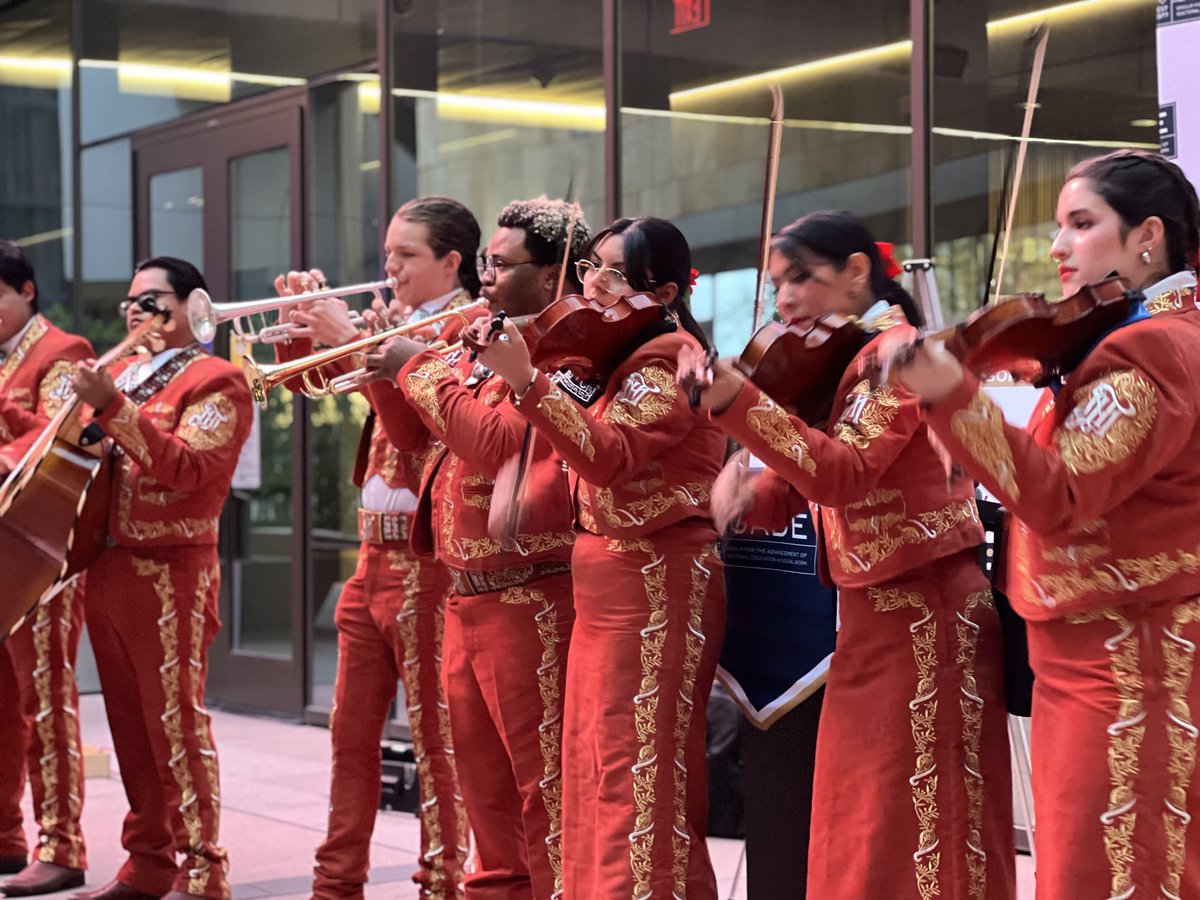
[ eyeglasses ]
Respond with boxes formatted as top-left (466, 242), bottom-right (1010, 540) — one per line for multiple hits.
top-left (119, 289), bottom-right (176, 315)
top-left (476, 255), bottom-right (541, 281)
top-left (575, 259), bottom-right (655, 292)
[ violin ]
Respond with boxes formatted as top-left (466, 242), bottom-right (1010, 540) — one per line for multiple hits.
top-left (734, 314), bottom-right (871, 427)
top-left (732, 276), bottom-right (1143, 428)
top-left (466, 292), bottom-right (671, 383)
top-left (934, 276), bottom-right (1141, 385)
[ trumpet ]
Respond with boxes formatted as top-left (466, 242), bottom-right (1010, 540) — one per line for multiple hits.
top-left (241, 300), bottom-right (485, 407)
top-left (188, 278), bottom-right (398, 345)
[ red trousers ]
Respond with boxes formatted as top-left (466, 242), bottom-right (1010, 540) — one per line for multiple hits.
top-left (314, 543), bottom-right (467, 900)
top-left (563, 523), bottom-right (725, 900)
top-left (0, 578), bottom-right (87, 869)
top-left (85, 545), bottom-right (229, 899)
top-left (442, 573), bottom-right (574, 899)
top-left (807, 549), bottom-right (1015, 900)
top-left (1028, 595), bottom-right (1200, 898)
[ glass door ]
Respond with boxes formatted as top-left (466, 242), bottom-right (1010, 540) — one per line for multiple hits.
top-left (133, 93), bottom-right (308, 714)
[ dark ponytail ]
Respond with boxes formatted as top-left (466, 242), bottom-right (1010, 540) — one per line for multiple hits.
top-left (582, 216), bottom-right (710, 350)
top-left (771, 210), bottom-right (924, 328)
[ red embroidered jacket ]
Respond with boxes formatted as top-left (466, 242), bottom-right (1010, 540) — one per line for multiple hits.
top-left (94, 348), bottom-right (253, 548)
top-left (714, 323), bottom-right (984, 590)
top-left (515, 330), bottom-right (725, 540)
top-left (924, 312), bottom-right (1200, 620)
top-left (0, 315), bottom-right (93, 454)
top-left (274, 289), bottom-right (480, 492)
top-left (372, 346), bottom-right (575, 573)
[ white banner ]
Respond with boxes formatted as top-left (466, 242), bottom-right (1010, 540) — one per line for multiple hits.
top-left (1157, 1), bottom-right (1200, 181)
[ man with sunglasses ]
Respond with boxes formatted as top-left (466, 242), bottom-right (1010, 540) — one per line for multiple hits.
top-left (0, 242), bottom-right (93, 898)
top-left (362, 197), bottom-right (589, 899)
top-left (66, 257), bottom-right (252, 900)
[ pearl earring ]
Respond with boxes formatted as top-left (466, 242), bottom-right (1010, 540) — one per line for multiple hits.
top-left (1141, 248), bottom-right (1152, 265)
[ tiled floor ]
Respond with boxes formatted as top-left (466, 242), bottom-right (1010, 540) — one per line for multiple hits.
top-left (6, 695), bottom-right (1035, 899)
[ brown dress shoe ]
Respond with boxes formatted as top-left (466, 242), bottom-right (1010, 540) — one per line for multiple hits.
top-left (0, 860), bottom-right (25, 878)
top-left (70, 880), bottom-right (158, 900)
top-left (1, 862), bottom-right (85, 897)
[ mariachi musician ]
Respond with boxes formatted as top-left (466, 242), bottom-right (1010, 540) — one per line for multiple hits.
top-left (273, 195), bottom-right (481, 900)
top-left (0, 242), bottom-right (93, 897)
top-left (365, 196), bottom-right (587, 898)
top-left (67, 256), bottom-right (252, 900)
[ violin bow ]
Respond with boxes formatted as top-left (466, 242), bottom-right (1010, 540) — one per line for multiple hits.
top-left (752, 85), bottom-right (785, 332)
top-left (498, 191), bottom-right (582, 550)
top-left (988, 25), bottom-right (1049, 306)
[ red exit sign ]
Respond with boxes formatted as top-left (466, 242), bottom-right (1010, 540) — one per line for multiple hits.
top-left (671, 0), bottom-right (711, 34)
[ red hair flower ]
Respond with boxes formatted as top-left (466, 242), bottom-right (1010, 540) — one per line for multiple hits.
top-left (875, 242), bottom-right (902, 280)
top-left (689, 267), bottom-right (699, 287)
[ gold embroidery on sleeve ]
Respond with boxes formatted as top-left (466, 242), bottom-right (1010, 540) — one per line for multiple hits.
top-left (536, 386), bottom-right (596, 461)
top-left (950, 392), bottom-right (1020, 501)
top-left (403, 359), bottom-right (456, 431)
top-left (834, 380), bottom-right (902, 449)
top-left (604, 365), bottom-right (677, 428)
top-left (177, 393), bottom-right (239, 451)
top-left (746, 393), bottom-right (817, 475)
top-left (1055, 369), bottom-right (1156, 475)
top-left (107, 397), bottom-right (153, 466)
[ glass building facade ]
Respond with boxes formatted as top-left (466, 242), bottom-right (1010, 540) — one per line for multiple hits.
top-left (0, 0), bottom-right (1161, 720)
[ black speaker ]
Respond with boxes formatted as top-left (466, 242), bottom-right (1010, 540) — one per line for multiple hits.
top-left (379, 741), bottom-right (420, 813)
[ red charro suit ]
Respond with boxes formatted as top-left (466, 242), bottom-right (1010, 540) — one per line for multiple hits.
top-left (513, 329), bottom-right (726, 899)
top-left (274, 295), bottom-right (475, 899)
top-left (924, 288), bottom-right (1200, 897)
top-left (375, 340), bottom-right (576, 900)
top-left (0, 315), bottom-right (93, 873)
top-left (715, 315), bottom-right (1016, 900)
top-left (83, 344), bottom-right (252, 900)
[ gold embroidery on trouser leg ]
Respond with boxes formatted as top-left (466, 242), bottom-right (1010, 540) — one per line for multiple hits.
top-left (1074, 608), bottom-right (1143, 899)
top-left (669, 545), bottom-right (715, 899)
top-left (1161, 598), bottom-right (1200, 899)
top-left (30, 602), bottom-right (63, 863)
top-left (957, 590), bottom-right (993, 899)
top-left (524, 587), bottom-right (566, 898)
top-left (615, 538), bottom-right (668, 898)
top-left (189, 566), bottom-right (224, 895)
top-left (132, 558), bottom-right (224, 898)
top-left (871, 587), bottom-right (941, 900)
top-left (57, 584), bottom-right (84, 868)
top-left (390, 555), bottom-right (447, 888)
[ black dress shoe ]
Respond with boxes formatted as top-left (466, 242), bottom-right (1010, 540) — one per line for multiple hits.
top-left (1, 862), bottom-right (86, 897)
top-left (70, 880), bottom-right (158, 900)
top-left (0, 860), bottom-right (25, 878)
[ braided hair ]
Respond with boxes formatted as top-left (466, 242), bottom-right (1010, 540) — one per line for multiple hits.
top-left (394, 195), bottom-right (483, 298)
top-left (771, 211), bottom-right (924, 327)
top-left (1066, 149), bottom-right (1200, 274)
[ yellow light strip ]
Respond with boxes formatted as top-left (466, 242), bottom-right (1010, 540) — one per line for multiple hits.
top-left (390, 87), bottom-right (606, 131)
top-left (933, 125), bottom-right (1157, 149)
top-left (986, 0), bottom-right (1149, 33)
top-left (670, 40), bottom-right (912, 103)
top-left (14, 227), bottom-right (72, 248)
top-left (81, 59), bottom-right (303, 87)
top-left (672, 0), bottom-right (1153, 102)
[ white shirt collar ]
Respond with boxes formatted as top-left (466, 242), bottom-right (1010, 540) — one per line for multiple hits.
top-left (415, 288), bottom-right (462, 317)
top-left (116, 345), bottom-right (187, 391)
top-left (1141, 270), bottom-right (1197, 300)
top-left (0, 314), bottom-right (37, 356)
top-left (860, 300), bottom-right (892, 329)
